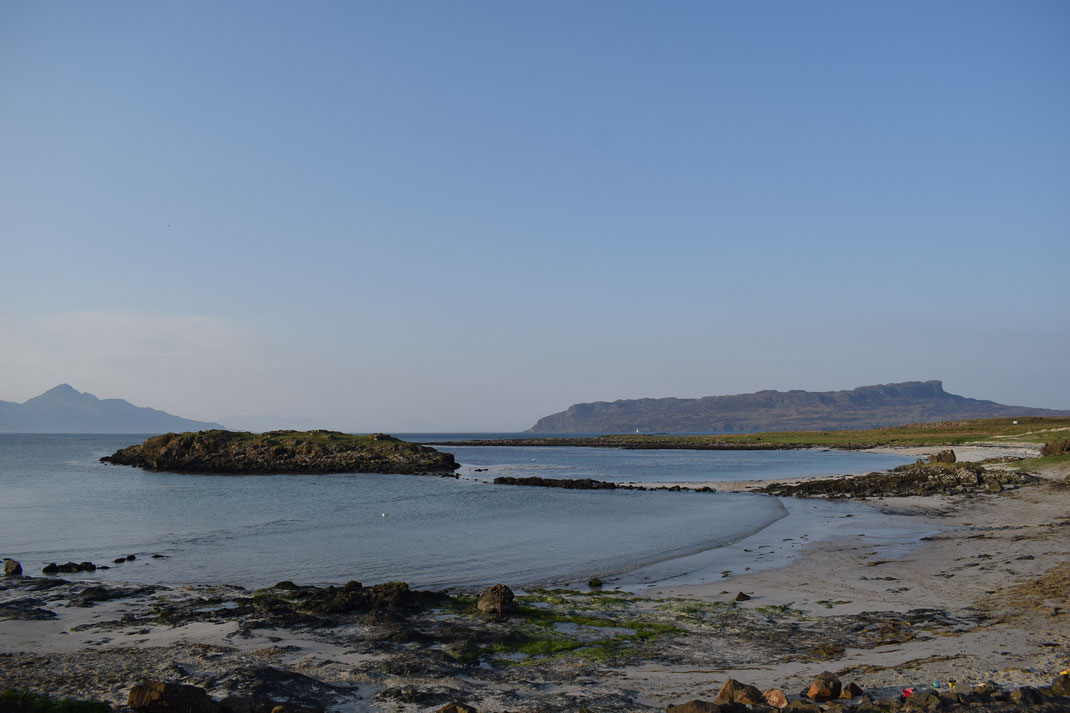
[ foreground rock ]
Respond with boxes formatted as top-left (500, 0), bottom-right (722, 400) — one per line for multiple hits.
top-left (101, 430), bottom-right (459, 475)
top-left (476, 584), bottom-right (515, 619)
top-left (668, 673), bottom-right (1070, 712)
top-left (761, 461), bottom-right (1030, 498)
top-left (129, 680), bottom-right (219, 713)
top-left (3, 559), bottom-right (22, 576)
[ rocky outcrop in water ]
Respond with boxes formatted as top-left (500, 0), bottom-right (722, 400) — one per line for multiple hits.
top-left (101, 430), bottom-right (459, 475)
top-left (760, 462), bottom-right (1031, 498)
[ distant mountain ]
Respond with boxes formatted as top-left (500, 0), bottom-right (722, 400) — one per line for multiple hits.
top-left (0, 384), bottom-right (224, 433)
top-left (527, 381), bottom-right (1070, 434)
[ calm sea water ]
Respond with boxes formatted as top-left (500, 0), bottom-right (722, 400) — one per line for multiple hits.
top-left (0, 434), bottom-right (912, 590)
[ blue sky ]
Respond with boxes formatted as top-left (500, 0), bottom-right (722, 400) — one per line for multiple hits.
top-left (2, 1), bottom-right (1068, 430)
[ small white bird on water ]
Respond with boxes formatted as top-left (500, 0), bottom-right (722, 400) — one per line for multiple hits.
top-left (381, 512), bottom-right (388, 518)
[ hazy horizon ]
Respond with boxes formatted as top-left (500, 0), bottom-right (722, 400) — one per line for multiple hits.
top-left (2, 2), bottom-right (1068, 431)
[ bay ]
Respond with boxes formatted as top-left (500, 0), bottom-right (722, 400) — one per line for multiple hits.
top-left (0, 434), bottom-right (912, 589)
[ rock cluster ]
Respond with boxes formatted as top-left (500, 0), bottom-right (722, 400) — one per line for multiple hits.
top-left (664, 672), bottom-right (1070, 712)
top-left (42, 561), bottom-right (96, 574)
top-left (128, 680), bottom-right (322, 713)
top-left (761, 462), bottom-right (1029, 498)
top-left (101, 430), bottom-right (459, 475)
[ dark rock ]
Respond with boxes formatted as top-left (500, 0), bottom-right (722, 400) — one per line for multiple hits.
top-left (0, 597), bottom-right (57, 620)
top-left (1048, 673), bottom-right (1070, 696)
top-left (806, 672), bottom-right (842, 701)
top-left (928, 450), bottom-right (956, 464)
top-left (666, 701), bottom-right (729, 713)
top-left (784, 701), bottom-right (822, 712)
top-left (1008, 686), bottom-right (1045, 705)
top-left (218, 695), bottom-right (277, 713)
top-left (840, 682), bottom-right (865, 699)
top-left (43, 561), bottom-right (96, 574)
top-left (588, 578), bottom-right (603, 588)
top-left (128, 680), bottom-right (219, 713)
top-left (3, 559), bottom-right (22, 576)
top-left (713, 678), bottom-right (764, 705)
top-left (476, 583), bottom-right (515, 618)
top-left (493, 476), bottom-right (616, 489)
top-left (436, 704), bottom-right (478, 713)
top-left (902, 689), bottom-right (943, 709)
top-left (734, 592), bottom-right (751, 601)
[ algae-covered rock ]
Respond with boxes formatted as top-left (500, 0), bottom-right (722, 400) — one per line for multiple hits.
top-left (101, 430), bottom-right (459, 475)
top-left (476, 583), bottom-right (515, 618)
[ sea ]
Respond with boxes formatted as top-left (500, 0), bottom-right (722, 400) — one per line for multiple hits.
top-left (0, 434), bottom-right (917, 590)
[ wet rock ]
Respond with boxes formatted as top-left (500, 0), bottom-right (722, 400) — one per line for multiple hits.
top-left (713, 678), bottom-right (763, 705)
top-left (929, 450), bottom-right (956, 464)
top-left (665, 701), bottom-right (730, 713)
top-left (806, 672), bottom-right (842, 701)
top-left (436, 704), bottom-right (478, 713)
top-left (476, 583), bottom-right (515, 618)
top-left (128, 680), bottom-right (219, 713)
top-left (3, 559), bottom-right (22, 576)
top-left (784, 702), bottom-right (822, 712)
top-left (0, 597), bottom-right (57, 620)
top-left (219, 695), bottom-right (278, 713)
top-left (1048, 673), bottom-right (1070, 696)
top-left (1008, 686), bottom-right (1045, 705)
top-left (493, 476), bottom-right (616, 489)
top-left (763, 689), bottom-right (788, 709)
top-left (734, 592), bottom-right (751, 601)
top-left (902, 688), bottom-right (942, 709)
top-left (588, 577), bottom-right (603, 588)
top-left (840, 682), bottom-right (865, 699)
top-left (42, 561), bottom-right (96, 574)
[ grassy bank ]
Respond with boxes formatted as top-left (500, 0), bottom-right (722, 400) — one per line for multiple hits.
top-left (429, 417), bottom-right (1070, 450)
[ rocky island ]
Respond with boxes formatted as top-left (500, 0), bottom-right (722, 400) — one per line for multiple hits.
top-left (100, 429), bottom-right (459, 475)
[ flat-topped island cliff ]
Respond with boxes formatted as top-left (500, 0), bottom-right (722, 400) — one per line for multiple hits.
top-left (101, 429), bottom-right (459, 475)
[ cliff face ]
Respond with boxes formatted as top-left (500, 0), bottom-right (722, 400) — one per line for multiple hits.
top-left (528, 381), bottom-right (1070, 434)
top-left (102, 430), bottom-right (459, 475)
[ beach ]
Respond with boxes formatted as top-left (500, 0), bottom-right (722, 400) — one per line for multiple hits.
top-left (2, 443), bottom-right (1068, 711)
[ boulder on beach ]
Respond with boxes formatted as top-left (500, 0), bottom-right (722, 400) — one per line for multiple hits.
top-left (763, 689), bottom-right (789, 708)
top-left (805, 671), bottom-right (842, 701)
top-left (476, 584), bottom-right (515, 618)
top-left (713, 678), bottom-right (764, 705)
top-left (929, 449), bottom-right (957, 463)
top-left (3, 559), bottom-right (22, 576)
top-left (128, 680), bottom-right (219, 713)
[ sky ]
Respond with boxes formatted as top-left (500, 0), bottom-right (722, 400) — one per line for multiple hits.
top-left (1, 1), bottom-right (1068, 431)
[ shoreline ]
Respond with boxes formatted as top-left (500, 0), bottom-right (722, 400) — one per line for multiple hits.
top-left (2, 443), bottom-right (1068, 711)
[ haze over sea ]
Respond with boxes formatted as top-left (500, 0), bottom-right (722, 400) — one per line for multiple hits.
top-left (1, 434), bottom-right (914, 589)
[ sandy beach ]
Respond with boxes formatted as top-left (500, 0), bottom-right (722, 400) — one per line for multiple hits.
top-left (2, 443), bottom-right (1068, 711)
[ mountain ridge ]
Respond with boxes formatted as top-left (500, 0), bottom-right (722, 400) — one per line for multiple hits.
top-left (0, 384), bottom-right (224, 433)
top-left (527, 380), bottom-right (1070, 433)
